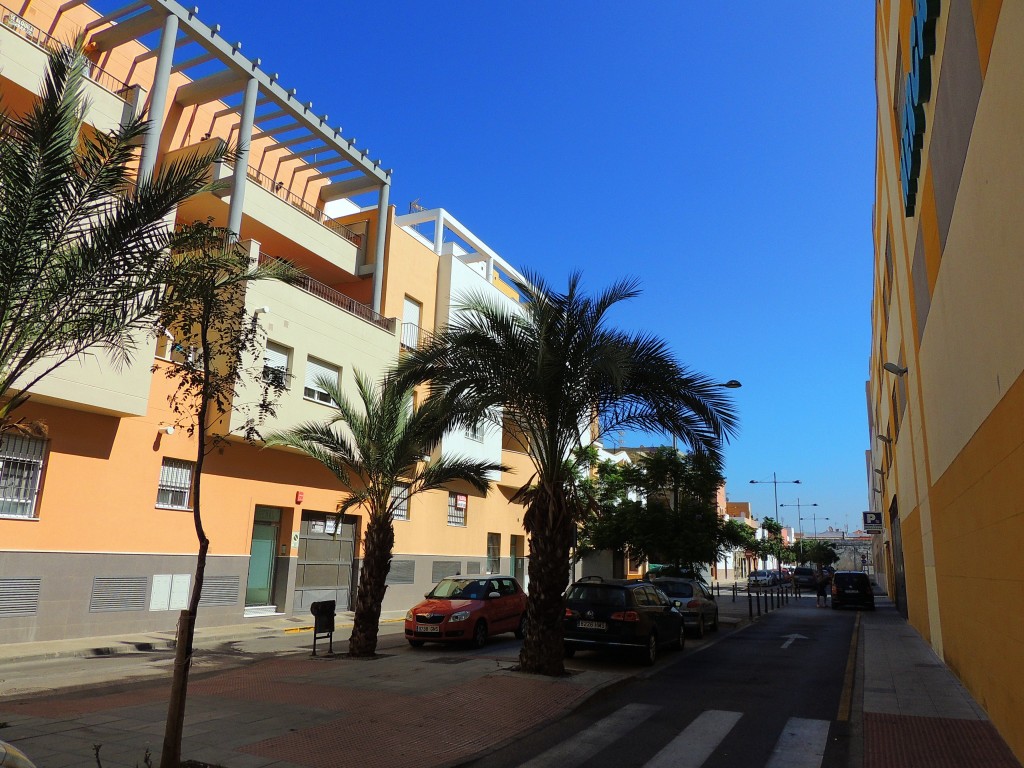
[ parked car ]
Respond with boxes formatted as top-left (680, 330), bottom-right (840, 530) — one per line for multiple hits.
top-left (651, 577), bottom-right (719, 638)
top-left (792, 566), bottom-right (818, 590)
top-left (0, 740), bottom-right (35, 768)
top-left (747, 570), bottom-right (778, 588)
top-left (404, 576), bottom-right (528, 648)
top-left (831, 571), bottom-right (875, 610)
top-left (563, 577), bottom-right (684, 665)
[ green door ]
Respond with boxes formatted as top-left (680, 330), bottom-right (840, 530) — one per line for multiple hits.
top-left (246, 519), bottom-right (279, 606)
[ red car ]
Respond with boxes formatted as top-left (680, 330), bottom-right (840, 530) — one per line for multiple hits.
top-left (405, 576), bottom-right (528, 648)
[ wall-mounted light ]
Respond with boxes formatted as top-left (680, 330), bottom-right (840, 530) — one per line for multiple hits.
top-left (876, 434), bottom-right (892, 445)
top-left (159, 425), bottom-right (175, 435)
top-left (254, 306), bottom-right (270, 315)
top-left (873, 468), bottom-right (884, 475)
top-left (883, 362), bottom-right (908, 376)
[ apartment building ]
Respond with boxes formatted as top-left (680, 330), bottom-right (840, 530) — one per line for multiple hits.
top-left (0, 1), bottom-right (530, 643)
top-left (869, 1), bottom-right (1023, 760)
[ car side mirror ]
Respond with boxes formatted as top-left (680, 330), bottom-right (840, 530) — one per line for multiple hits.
top-left (488, 591), bottom-right (501, 599)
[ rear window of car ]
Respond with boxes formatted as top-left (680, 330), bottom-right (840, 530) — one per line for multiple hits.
top-left (655, 581), bottom-right (694, 598)
top-left (794, 568), bottom-right (814, 576)
top-left (566, 584), bottom-right (627, 607)
top-left (834, 573), bottom-right (869, 588)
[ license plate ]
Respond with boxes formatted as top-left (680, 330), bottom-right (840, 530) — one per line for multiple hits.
top-left (845, 589), bottom-right (859, 594)
top-left (417, 624), bottom-right (440, 633)
top-left (577, 620), bottom-right (606, 630)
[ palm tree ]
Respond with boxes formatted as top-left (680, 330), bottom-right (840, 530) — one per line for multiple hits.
top-left (264, 372), bottom-right (504, 656)
top-left (0, 41), bottom-right (229, 435)
top-left (396, 271), bottom-right (738, 675)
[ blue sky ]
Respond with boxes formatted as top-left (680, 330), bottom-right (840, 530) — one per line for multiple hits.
top-left (186, 3), bottom-right (876, 533)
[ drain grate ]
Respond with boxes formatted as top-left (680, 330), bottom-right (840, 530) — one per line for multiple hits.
top-left (427, 657), bottom-right (472, 665)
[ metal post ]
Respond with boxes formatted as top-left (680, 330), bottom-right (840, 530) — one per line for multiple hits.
top-left (226, 77), bottom-right (259, 239)
top-left (748, 589), bottom-right (753, 619)
top-left (371, 182), bottom-right (390, 314)
top-left (139, 12), bottom-right (178, 180)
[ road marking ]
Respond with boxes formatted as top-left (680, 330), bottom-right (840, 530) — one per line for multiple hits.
top-left (765, 717), bottom-right (831, 768)
top-left (837, 612), bottom-right (861, 721)
top-left (643, 710), bottom-right (743, 768)
top-left (781, 633), bottom-right (808, 649)
top-left (518, 703), bottom-right (660, 768)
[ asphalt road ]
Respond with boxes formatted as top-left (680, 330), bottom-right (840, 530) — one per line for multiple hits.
top-left (463, 599), bottom-right (857, 768)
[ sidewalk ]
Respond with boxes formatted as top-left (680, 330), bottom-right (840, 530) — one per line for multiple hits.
top-left (0, 593), bottom-right (1019, 767)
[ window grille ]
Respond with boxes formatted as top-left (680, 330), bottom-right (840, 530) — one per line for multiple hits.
top-left (157, 458), bottom-right (194, 510)
top-left (465, 421), bottom-right (484, 441)
top-left (391, 483), bottom-right (410, 521)
top-left (448, 492), bottom-right (467, 527)
top-left (263, 341), bottom-right (291, 388)
top-left (303, 357), bottom-right (339, 405)
top-left (487, 533), bottom-right (501, 574)
top-left (0, 435), bottom-right (46, 518)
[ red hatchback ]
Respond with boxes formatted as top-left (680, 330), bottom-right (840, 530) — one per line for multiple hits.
top-left (405, 576), bottom-right (528, 648)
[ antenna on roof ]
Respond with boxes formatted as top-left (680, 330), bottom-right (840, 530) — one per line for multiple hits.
top-left (409, 198), bottom-right (425, 213)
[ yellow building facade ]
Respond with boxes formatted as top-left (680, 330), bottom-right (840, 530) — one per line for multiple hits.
top-left (0, 1), bottom-right (531, 643)
top-left (869, 0), bottom-right (1023, 760)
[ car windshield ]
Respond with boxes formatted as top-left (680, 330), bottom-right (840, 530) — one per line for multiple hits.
top-left (656, 582), bottom-right (694, 598)
top-left (566, 585), bottom-right (627, 607)
top-left (428, 578), bottom-right (490, 600)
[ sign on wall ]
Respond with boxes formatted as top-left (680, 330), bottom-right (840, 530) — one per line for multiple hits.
top-left (863, 511), bottom-right (884, 534)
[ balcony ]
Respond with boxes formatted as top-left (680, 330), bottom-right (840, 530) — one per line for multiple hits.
top-left (400, 322), bottom-right (431, 351)
top-left (245, 166), bottom-right (362, 247)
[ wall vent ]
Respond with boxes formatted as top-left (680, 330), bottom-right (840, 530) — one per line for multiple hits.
top-left (199, 576), bottom-right (240, 607)
top-left (0, 578), bottom-right (41, 616)
top-left (430, 560), bottom-right (461, 583)
top-left (89, 576), bottom-right (147, 612)
top-left (386, 560), bottom-right (415, 585)
top-left (465, 561), bottom-right (481, 575)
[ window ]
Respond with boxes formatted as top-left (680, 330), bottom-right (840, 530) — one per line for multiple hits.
top-left (303, 357), bottom-right (339, 405)
top-left (0, 435), bottom-right (46, 518)
top-left (448, 492), bottom-right (467, 527)
top-left (465, 421), bottom-right (484, 441)
top-left (155, 331), bottom-right (200, 365)
top-left (157, 458), bottom-right (194, 510)
top-left (390, 482), bottom-right (410, 521)
top-left (486, 532), bottom-right (501, 574)
top-left (263, 341), bottom-right (291, 389)
top-left (401, 296), bottom-right (422, 350)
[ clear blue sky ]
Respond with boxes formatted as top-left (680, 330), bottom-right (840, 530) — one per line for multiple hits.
top-left (181, 3), bottom-right (876, 532)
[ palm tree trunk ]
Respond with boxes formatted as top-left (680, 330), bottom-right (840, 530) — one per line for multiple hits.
top-left (348, 512), bottom-right (394, 656)
top-left (519, 492), bottom-right (573, 675)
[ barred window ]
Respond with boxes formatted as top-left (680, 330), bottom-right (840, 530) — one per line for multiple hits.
top-left (486, 533), bottom-right (500, 574)
top-left (465, 421), bottom-right (483, 441)
top-left (157, 458), bottom-right (194, 510)
top-left (448, 492), bottom-right (467, 527)
top-left (390, 482), bottom-right (410, 521)
top-left (0, 435), bottom-right (46, 518)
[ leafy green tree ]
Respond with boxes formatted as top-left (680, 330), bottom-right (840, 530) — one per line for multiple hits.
top-left (154, 221), bottom-right (300, 768)
top-left (798, 540), bottom-right (840, 569)
top-left (265, 373), bottom-right (503, 657)
top-left (396, 272), bottom-right (738, 675)
top-left (0, 41), bottom-right (228, 436)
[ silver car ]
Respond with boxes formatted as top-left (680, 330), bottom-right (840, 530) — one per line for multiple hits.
top-left (651, 577), bottom-right (719, 638)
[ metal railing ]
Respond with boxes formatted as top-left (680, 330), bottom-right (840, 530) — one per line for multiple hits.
top-left (400, 322), bottom-right (430, 350)
top-left (258, 253), bottom-right (395, 333)
top-left (243, 165), bottom-right (362, 246)
top-left (1, 5), bottom-right (130, 98)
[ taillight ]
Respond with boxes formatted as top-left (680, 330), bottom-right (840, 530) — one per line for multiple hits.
top-left (610, 611), bottom-right (640, 622)
top-left (565, 608), bottom-right (575, 618)
top-left (687, 600), bottom-right (701, 609)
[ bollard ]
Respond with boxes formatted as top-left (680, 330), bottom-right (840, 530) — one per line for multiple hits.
top-left (732, 582), bottom-right (738, 603)
top-left (756, 588), bottom-right (762, 616)
top-left (748, 589), bottom-right (753, 619)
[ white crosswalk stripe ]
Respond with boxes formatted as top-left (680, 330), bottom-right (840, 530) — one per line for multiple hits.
top-left (517, 703), bottom-right (660, 768)
top-left (764, 717), bottom-right (831, 768)
top-left (642, 709), bottom-right (744, 768)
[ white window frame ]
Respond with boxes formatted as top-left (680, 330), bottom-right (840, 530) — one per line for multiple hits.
top-left (157, 458), bottom-right (194, 510)
top-left (0, 435), bottom-right (46, 518)
top-left (390, 482), bottom-right (411, 521)
top-left (448, 492), bottom-right (467, 527)
top-left (465, 421), bottom-right (484, 442)
top-left (263, 341), bottom-right (291, 389)
top-left (303, 357), bottom-right (339, 406)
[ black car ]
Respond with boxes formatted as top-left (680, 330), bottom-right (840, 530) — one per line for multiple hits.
top-left (792, 567), bottom-right (818, 590)
top-left (831, 571), bottom-right (875, 610)
top-left (563, 578), bottom-right (684, 665)
top-left (651, 577), bottom-right (719, 638)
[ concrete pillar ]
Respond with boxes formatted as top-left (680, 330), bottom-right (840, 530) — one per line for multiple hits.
top-left (226, 76), bottom-right (259, 240)
top-left (138, 12), bottom-right (178, 180)
top-left (432, 209), bottom-right (444, 254)
top-left (371, 182), bottom-right (390, 314)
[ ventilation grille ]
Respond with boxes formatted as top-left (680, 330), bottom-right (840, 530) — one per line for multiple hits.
top-left (431, 560), bottom-right (461, 583)
top-left (0, 578), bottom-right (41, 616)
top-left (386, 560), bottom-right (415, 585)
top-left (90, 577), bottom-right (147, 612)
top-left (466, 561), bottom-right (481, 575)
top-left (199, 576), bottom-right (240, 607)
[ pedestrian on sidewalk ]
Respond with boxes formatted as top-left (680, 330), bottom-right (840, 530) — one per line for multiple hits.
top-left (816, 571), bottom-right (829, 608)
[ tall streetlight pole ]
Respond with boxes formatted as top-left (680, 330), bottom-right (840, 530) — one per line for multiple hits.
top-left (749, 473), bottom-right (800, 575)
top-left (779, 499), bottom-right (817, 563)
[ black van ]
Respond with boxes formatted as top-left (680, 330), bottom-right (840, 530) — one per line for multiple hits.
top-left (830, 571), bottom-right (875, 610)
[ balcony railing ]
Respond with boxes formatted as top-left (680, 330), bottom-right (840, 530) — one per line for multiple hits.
top-left (258, 253), bottom-right (396, 333)
top-left (1, 5), bottom-right (130, 99)
top-left (400, 322), bottom-right (431, 351)
top-left (243, 166), bottom-right (362, 246)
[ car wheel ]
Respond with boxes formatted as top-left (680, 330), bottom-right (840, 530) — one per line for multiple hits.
top-left (408, 639), bottom-right (425, 648)
top-left (514, 613), bottom-right (527, 640)
top-left (471, 620), bottom-right (488, 649)
top-left (695, 615), bottom-right (705, 639)
top-left (641, 633), bottom-right (658, 666)
top-left (563, 645), bottom-right (576, 658)
top-left (710, 609), bottom-right (719, 632)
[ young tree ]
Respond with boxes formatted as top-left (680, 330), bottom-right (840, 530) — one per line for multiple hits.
top-left (396, 272), bottom-right (738, 675)
top-left (0, 41), bottom-right (228, 436)
top-left (155, 221), bottom-right (300, 768)
top-left (264, 373), bottom-right (504, 657)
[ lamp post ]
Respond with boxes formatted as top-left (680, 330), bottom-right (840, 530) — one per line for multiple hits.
top-left (749, 473), bottom-right (800, 575)
top-left (779, 499), bottom-right (817, 564)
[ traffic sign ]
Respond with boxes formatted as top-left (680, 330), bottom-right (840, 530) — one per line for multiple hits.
top-left (863, 511), bottom-right (883, 534)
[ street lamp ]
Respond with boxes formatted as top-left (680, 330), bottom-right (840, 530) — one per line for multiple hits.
top-left (779, 499), bottom-right (817, 563)
top-left (750, 473), bottom-right (800, 574)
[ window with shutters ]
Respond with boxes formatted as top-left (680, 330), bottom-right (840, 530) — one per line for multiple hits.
top-left (157, 458), bottom-right (194, 510)
top-left (263, 341), bottom-right (291, 389)
top-left (0, 435), bottom-right (47, 518)
top-left (391, 482), bottom-right (410, 521)
top-left (303, 357), bottom-right (339, 405)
